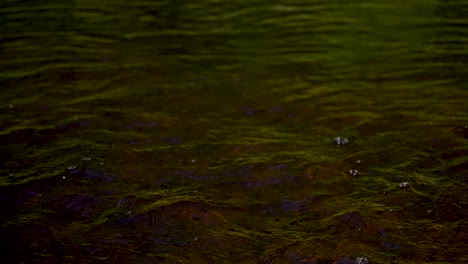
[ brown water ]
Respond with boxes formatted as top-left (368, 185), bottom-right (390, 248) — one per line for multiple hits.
top-left (1, 0), bottom-right (468, 263)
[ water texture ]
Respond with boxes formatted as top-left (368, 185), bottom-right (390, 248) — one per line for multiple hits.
top-left (1, 0), bottom-right (468, 263)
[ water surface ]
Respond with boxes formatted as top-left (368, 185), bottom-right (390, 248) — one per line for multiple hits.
top-left (1, 0), bottom-right (468, 263)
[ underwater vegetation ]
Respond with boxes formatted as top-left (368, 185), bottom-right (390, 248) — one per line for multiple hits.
top-left (1, 0), bottom-right (468, 263)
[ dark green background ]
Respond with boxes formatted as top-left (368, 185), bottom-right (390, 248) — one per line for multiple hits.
top-left (1, 0), bottom-right (468, 263)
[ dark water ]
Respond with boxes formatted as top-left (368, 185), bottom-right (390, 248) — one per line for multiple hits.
top-left (1, 0), bottom-right (468, 263)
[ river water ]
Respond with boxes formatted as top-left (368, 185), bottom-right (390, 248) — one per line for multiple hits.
top-left (1, 0), bottom-right (468, 263)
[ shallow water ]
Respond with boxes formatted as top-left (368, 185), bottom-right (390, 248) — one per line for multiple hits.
top-left (1, 0), bottom-right (468, 263)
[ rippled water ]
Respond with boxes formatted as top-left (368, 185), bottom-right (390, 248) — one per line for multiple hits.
top-left (1, 0), bottom-right (468, 263)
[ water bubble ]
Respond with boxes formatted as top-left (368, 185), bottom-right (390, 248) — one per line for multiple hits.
top-left (349, 169), bottom-right (360, 176)
top-left (356, 257), bottom-right (368, 264)
top-left (399, 182), bottom-right (410, 188)
top-left (357, 160), bottom-right (361, 164)
top-left (334, 136), bottom-right (348, 145)
top-left (192, 159), bottom-right (196, 163)
top-left (63, 176), bottom-right (66, 179)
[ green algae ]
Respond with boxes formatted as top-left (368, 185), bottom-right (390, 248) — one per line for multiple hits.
top-left (2, 0), bottom-right (468, 263)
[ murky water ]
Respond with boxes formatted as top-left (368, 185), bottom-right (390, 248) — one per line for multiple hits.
top-left (1, 0), bottom-right (468, 263)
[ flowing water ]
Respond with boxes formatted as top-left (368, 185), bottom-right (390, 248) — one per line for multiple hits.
top-left (1, 0), bottom-right (468, 263)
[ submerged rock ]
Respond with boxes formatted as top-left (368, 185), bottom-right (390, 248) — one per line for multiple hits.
top-left (335, 257), bottom-right (369, 264)
top-left (381, 240), bottom-right (401, 250)
top-left (69, 168), bottom-right (119, 182)
top-left (329, 211), bottom-right (368, 234)
top-left (334, 256), bottom-right (354, 264)
top-left (53, 194), bottom-right (102, 219)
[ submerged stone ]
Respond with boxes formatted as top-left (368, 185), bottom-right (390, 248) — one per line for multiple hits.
top-left (335, 256), bottom-right (354, 264)
top-left (54, 194), bottom-right (101, 219)
top-left (329, 211), bottom-right (368, 234)
top-left (381, 240), bottom-right (401, 250)
top-left (69, 168), bottom-right (119, 182)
